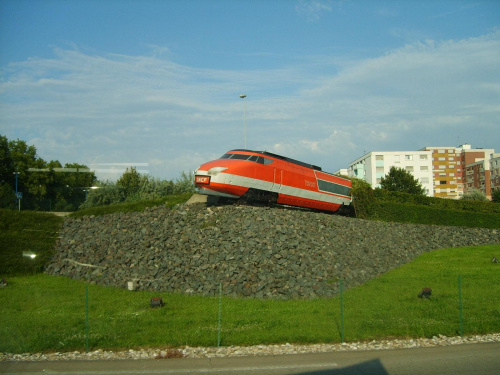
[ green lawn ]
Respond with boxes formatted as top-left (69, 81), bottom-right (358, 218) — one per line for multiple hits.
top-left (1, 244), bottom-right (498, 353)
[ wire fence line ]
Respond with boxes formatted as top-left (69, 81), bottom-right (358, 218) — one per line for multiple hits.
top-left (74, 274), bottom-right (500, 352)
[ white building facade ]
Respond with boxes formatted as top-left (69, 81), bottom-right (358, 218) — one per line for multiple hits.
top-left (349, 151), bottom-right (434, 196)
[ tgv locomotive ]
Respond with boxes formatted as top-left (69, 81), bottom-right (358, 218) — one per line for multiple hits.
top-left (194, 149), bottom-right (351, 212)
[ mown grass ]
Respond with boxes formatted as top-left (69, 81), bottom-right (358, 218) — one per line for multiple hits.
top-left (1, 244), bottom-right (499, 353)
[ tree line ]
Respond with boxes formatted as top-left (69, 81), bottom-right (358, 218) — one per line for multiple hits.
top-left (2, 134), bottom-right (496, 212)
top-left (1, 135), bottom-right (195, 211)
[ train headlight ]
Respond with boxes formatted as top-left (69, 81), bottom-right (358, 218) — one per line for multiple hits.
top-left (207, 167), bottom-right (227, 176)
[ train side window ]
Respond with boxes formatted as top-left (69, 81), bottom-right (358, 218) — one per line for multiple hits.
top-left (249, 155), bottom-right (258, 162)
top-left (220, 154), bottom-right (232, 159)
top-left (317, 179), bottom-right (351, 197)
top-left (262, 157), bottom-right (274, 165)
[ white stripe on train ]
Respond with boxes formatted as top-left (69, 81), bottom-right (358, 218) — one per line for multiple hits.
top-left (211, 172), bottom-right (350, 206)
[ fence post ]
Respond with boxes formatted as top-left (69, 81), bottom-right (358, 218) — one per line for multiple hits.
top-left (217, 282), bottom-right (222, 347)
top-left (85, 284), bottom-right (90, 352)
top-left (340, 279), bottom-right (345, 343)
top-left (458, 275), bottom-right (463, 337)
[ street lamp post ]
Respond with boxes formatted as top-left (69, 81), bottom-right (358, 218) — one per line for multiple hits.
top-left (240, 94), bottom-right (247, 149)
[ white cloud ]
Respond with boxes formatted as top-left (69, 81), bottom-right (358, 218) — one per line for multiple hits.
top-left (295, 0), bottom-right (334, 22)
top-left (1, 32), bottom-right (499, 180)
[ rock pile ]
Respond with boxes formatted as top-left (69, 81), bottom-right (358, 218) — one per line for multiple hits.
top-left (46, 202), bottom-right (500, 299)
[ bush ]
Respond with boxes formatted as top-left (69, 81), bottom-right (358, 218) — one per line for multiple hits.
top-left (350, 178), bottom-right (374, 219)
top-left (366, 201), bottom-right (500, 228)
top-left (373, 189), bottom-right (500, 214)
top-left (493, 188), bottom-right (500, 203)
top-left (80, 171), bottom-right (195, 210)
top-left (461, 189), bottom-right (488, 202)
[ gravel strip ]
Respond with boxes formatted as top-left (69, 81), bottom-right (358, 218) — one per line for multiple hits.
top-left (2, 334), bottom-right (499, 361)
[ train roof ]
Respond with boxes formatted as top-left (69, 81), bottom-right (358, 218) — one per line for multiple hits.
top-left (229, 149), bottom-right (323, 172)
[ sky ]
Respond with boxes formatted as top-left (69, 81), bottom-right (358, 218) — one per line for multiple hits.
top-left (1, 0), bottom-right (499, 181)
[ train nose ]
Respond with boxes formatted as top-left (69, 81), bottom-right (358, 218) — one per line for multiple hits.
top-left (194, 166), bottom-right (228, 186)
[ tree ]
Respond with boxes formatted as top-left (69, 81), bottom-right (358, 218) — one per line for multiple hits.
top-left (1, 137), bottom-right (45, 209)
top-left (116, 167), bottom-right (141, 200)
top-left (0, 134), bottom-right (97, 210)
top-left (0, 136), bottom-right (15, 208)
top-left (380, 166), bottom-right (426, 195)
top-left (47, 163), bottom-right (98, 211)
top-left (0, 135), bottom-right (14, 185)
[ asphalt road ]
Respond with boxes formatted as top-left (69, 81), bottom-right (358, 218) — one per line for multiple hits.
top-left (1, 342), bottom-right (499, 375)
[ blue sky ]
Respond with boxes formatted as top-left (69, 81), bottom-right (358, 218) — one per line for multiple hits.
top-left (1, 0), bottom-right (499, 181)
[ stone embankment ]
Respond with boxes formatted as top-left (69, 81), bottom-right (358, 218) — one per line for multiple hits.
top-left (46, 202), bottom-right (500, 299)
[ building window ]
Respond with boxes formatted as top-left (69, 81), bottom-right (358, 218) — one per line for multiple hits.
top-left (405, 155), bottom-right (413, 161)
top-left (420, 166), bottom-right (428, 171)
top-left (406, 166), bottom-right (414, 172)
top-left (376, 155), bottom-right (384, 161)
top-left (420, 154), bottom-right (428, 160)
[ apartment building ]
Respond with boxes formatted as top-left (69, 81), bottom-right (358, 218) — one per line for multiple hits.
top-left (466, 159), bottom-right (492, 199)
top-left (466, 153), bottom-right (500, 200)
top-left (348, 150), bottom-right (434, 196)
top-left (414, 145), bottom-right (495, 199)
top-left (421, 146), bottom-right (465, 199)
top-left (491, 154), bottom-right (500, 193)
top-left (349, 144), bottom-right (497, 199)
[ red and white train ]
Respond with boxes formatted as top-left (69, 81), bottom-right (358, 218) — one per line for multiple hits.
top-left (194, 149), bottom-right (351, 212)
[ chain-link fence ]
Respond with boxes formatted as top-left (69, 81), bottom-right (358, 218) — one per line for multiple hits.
top-left (59, 274), bottom-right (499, 352)
top-left (3, 274), bottom-right (498, 353)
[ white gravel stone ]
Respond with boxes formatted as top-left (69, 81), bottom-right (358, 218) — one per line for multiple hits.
top-left (1, 333), bottom-right (499, 361)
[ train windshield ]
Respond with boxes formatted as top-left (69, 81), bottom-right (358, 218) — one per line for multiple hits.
top-left (219, 153), bottom-right (273, 165)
